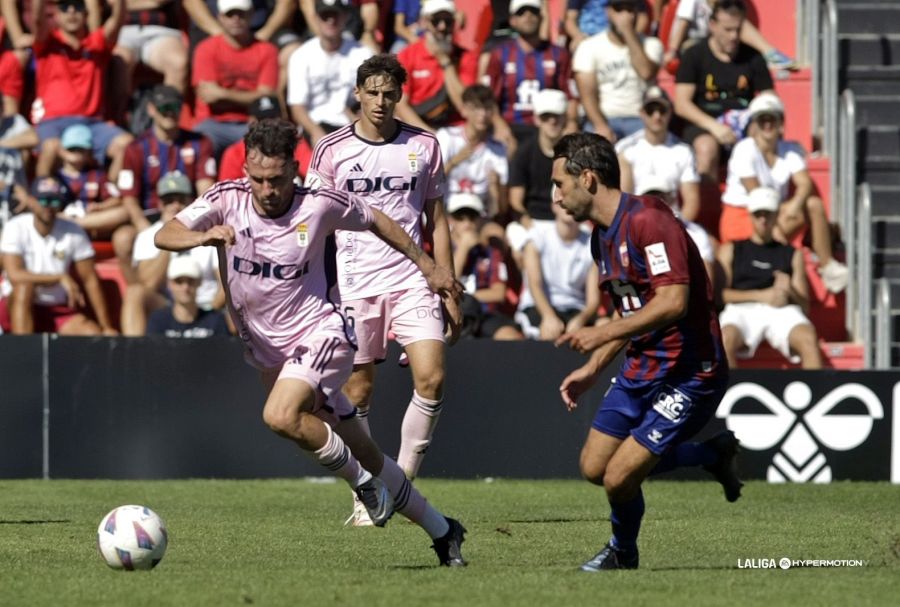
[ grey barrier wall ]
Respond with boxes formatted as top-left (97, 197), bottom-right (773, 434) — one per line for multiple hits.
top-left (1, 336), bottom-right (898, 482)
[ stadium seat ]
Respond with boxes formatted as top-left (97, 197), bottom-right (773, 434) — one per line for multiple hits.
top-left (94, 259), bottom-right (128, 332)
top-left (747, 0), bottom-right (797, 61)
top-left (774, 68), bottom-right (814, 150)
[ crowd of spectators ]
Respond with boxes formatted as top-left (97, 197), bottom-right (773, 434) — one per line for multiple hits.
top-left (0, 0), bottom-right (845, 366)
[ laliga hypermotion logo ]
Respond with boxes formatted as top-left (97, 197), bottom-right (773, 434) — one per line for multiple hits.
top-left (716, 382), bottom-right (884, 483)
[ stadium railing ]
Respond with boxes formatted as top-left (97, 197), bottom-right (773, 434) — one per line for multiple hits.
top-left (840, 89), bottom-right (857, 335)
top-left (876, 278), bottom-right (891, 369)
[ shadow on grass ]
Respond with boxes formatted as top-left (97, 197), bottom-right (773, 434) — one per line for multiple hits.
top-left (0, 519), bottom-right (71, 524)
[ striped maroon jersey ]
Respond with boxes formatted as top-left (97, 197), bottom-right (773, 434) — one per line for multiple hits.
top-left (484, 39), bottom-right (574, 126)
top-left (591, 193), bottom-right (725, 382)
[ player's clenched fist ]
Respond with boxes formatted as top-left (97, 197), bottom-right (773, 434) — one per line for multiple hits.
top-left (200, 225), bottom-right (236, 247)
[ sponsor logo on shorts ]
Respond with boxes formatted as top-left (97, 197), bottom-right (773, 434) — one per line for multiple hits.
top-left (653, 387), bottom-right (689, 422)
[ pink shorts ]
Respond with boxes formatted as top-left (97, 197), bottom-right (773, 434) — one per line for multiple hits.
top-left (258, 331), bottom-right (357, 426)
top-left (344, 287), bottom-right (444, 364)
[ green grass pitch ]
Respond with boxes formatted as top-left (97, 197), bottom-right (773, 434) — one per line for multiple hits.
top-left (0, 479), bottom-right (897, 606)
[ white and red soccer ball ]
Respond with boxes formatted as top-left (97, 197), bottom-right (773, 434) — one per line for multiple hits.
top-left (97, 505), bottom-right (168, 570)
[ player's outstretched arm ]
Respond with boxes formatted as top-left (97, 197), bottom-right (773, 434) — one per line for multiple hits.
top-left (154, 219), bottom-right (236, 252)
top-left (559, 340), bottom-right (625, 411)
top-left (369, 209), bottom-right (462, 300)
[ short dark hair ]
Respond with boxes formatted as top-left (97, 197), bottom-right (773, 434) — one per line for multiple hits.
top-left (711, 0), bottom-right (746, 20)
top-left (356, 53), bottom-right (407, 88)
top-left (461, 84), bottom-right (495, 108)
top-left (243, 119), bottom-right (298, 162)
top-left (552, 133), bottom-right (620, 189)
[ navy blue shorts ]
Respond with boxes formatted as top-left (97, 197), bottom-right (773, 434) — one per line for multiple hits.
top-left (591, 372), bottom-right (727, 456)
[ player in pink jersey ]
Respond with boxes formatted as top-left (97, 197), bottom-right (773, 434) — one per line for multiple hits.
top-left (307, 54), bottom-right (462, 526)
top-left (154, 119), bottom-right (467, 567)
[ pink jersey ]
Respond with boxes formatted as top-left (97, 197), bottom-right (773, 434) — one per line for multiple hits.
top-left (306, 121), bottom-right (446, 300)
top-left (175, 180), bottom-right (374, 369)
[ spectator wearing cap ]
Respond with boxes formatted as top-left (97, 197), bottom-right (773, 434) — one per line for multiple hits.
top-left (394, 0), bottom-right (480, 132)
top-left (436, 84), bottom-right (508, 221)
top-left (573, 0), bottom-right (662, 142)
top-left (190, 0), bottom-right (279, 158)
top-left (615, 85), bottom-right (701, 223)
top-left (481, 0), bottom-right (577, 146)
top-left (447, 192), bottom-right (523, 340)
top-left (55, 124), bottom-right (128, 238)
top-left (721, 92), bottom-right (848, 293)
top-left (674, 0), bottom-right (774, 182)
top-left (121, 170), bottom-right (223, 336)
top-left (145, 256), bottom-right (229, 338)
top-left (31, 0), bottom-right (134, 180)
top-left (299, 0), bottom-right (383, 53)
top-left (185, 0), bottom-right (302, 97)
top-left (516, 200), bottom-right (599, 341)
top-left (0, 176), bottom-right (117, 335)
top-left (287, 0), bottom-right (374, 148)
top-left (506, 88), bottom-right (568, 260)
top-left (717, 186), bottom-right (823, 369)
top-left (636, 176), bottom-right (715, 281)
top-left (0, 109), bottom-right (39, 223)
top-left (218, 95), bottom-right (312, 180)
top-left (118, 85), bottom-right (217, 233)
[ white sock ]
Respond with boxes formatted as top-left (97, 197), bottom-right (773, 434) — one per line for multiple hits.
top-left (313, 424), bottom-right (371, 489)
top-left (398, 391), bottom-right (443, 479)
top-left (378, 455), bottom-right (449, 539)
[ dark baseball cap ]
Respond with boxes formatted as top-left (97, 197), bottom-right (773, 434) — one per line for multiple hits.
top-left (150, 85), bottom-right (183, 109)
top-left (250, 95), bottom-right (282, 120)
top-left (31, 177), bottom-right (72, 203)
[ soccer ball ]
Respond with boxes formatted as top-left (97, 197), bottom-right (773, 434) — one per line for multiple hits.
top-left (97, 505), bottom-right (168, 570)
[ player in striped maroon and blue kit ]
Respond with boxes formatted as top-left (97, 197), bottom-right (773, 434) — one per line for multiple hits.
top-left (550, 132), bottom-right (742, 572)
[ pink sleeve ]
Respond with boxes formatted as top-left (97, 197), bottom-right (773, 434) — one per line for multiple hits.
top-left (306, 141), bottom-right (335, 189)
top-left (318, 189), bottom-right (374, 232)
top-left (425, 137), bottom-right (446, 200)
top-left (630, 206), bottom-right (690, 288)
top-left (174, 187), bottom-right (226, 232)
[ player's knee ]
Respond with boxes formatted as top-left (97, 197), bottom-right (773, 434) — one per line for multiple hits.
top-left (343, 378), bottom-right (373, 407)
top-left (579, 453), bottom-right (606, 486)
top-left (262, 404), bottom-right (301, 438)
top-left (413, 366), bottom-right (444, 399)
top-left (603, 467), bottom-right (637, 501)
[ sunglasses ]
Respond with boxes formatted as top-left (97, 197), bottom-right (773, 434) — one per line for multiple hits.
top-left (55, 0), bottom-right (86, 11)
top-left (451, 209), bottom-right (481, 222)
top-left (223, 9), bottom-right (249, 18)
top-left (160, 195), bottom-right (188, 205)
top-left (514, 7), bottom-right (540, 17)
top-left (155, 102), bottom-right (182, 115)
top-left (38, 197), bottom-right (66, 209)
top-left (644, 103), bottom-right (670, 116)
top-left (431, 13), bottom-right (455, 27)
top-left (609, 3), bottom-right (636, 12)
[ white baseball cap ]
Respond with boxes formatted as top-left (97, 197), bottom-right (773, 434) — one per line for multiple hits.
top-left (747, 187), bottom-right (781, 213)
top-left (532, 89), bottom-right (567, 116)
top-left (510, 0), bottom-right (541, 14)
top-left (446, 192), bottom-right (486, 216)
top-left (636, 175), bottom-right (675, 197)
top-left (747, 93), bottom-right (784, 121)
top-left (218, 0), bottom-right (252, 14)
top-left (168, 256), bottom-right (202, 281)
top-left (421, 0), bottom-right (456, 17)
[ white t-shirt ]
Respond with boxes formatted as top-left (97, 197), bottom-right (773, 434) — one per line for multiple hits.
top-left (286, 37), bottom-right (374, 128)
top-left (0, 214), bottom-right (94, 305)
top-left (573, 31), bottom-right (664, 119)
top-left (133, 221), bottom-right (220, 308)
top-left (722, 138), bottom-right (807, 207)
top-left (518, 226), bottom-right (594, 312)
top-left (436, 125), bottom-right (508, 216)
top-left (676, 0), bottom-right (713, 42)
top-left (616, 129), bottom-right (699, 202)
